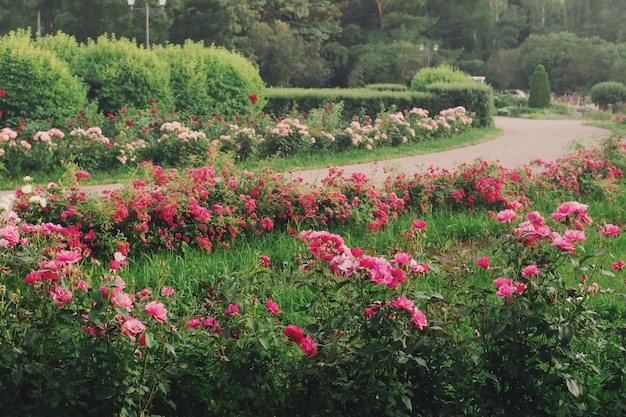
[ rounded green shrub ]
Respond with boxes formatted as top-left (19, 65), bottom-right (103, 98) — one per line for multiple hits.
top-left (590, 81), bottom-right (626, 110)
top-left (0, 30), bottom-right (87, 125)
top-left (35, 32), bottom-right (81, 67)
top-left (156, 41), bottom-right (266, 118)
top-left (72, 35), bottom-right (173, 113)
top-left (528, 64), bottom-right (551, 109)
top-left (409, 64), bottom-right (472, 92)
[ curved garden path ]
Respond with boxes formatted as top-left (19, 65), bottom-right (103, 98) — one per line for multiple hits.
top-left (0, 117), bottom-right (611, 200)
top-left (289, 116), bottom-right (610, 185)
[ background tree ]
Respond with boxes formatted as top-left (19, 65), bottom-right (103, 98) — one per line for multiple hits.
top-left (528, 63), bottom-right (551, 108)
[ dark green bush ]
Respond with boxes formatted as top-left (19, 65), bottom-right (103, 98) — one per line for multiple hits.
top-left (409, 65), bottom-right (473, 92)
top-left (0, 31), bottom-right (87, 125)
top-left (528, 64), bottom-right (551, 109)
top-left (72, 35), bottom-right (173, 113)
top-left (590, 81), bottom-right (626, 110)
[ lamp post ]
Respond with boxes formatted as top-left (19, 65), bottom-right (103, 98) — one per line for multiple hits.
top-left (419, 43), bottom-right (439, 67)
top-left (127, 0), bottom-right (167, 49)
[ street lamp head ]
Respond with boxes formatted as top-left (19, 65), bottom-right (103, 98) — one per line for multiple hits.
top-left (159, 0), bottom-right (167, 9)
top-left (433, 44), bottom-right (439, 52)
top-left (127, 0), bottom-right (135, 8)
top-left (419, 43), bottom-right (425, 52)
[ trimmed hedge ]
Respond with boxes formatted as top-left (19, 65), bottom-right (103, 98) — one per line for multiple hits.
top-left (264, 88), bottom-right (437, 122)
top-left (425, 82), bottom-right (495, 128)
top-left (265, 84), bottom-right (494, 127)
top-left (72, 35), bottom-right (173, 113)
top-left (0, 31), bottom-right (87, 125)
top-left (155, 41), bottom-right (266, 118)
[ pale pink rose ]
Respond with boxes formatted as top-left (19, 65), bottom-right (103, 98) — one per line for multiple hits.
top-left (496, 209), bottom-right (517, 223)
top-left (599, 224), bottom-right (620, 237)
top-left (144, 301), bottom-right (168, 323)
top-left (0, 224), bottom-right (20, 246)
top-left (50, 285), bottom-right (73, 307)
top-left (112, 292), bottom-right (134, 312)
top-left (121, 317), bottom-right (146, 340)
top-left (160, 286), bottom-right (176, 297)
top-left (136, 288), bottom-right (152, 298)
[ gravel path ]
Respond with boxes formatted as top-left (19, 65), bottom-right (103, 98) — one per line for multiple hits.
top-left (0, 117), bottom-right (610, 199)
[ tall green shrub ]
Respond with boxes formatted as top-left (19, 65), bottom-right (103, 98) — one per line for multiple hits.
top-left (72, 35), bottom-right (172, 113)
top-left (155, 41), bottom-right (266, 118)
top-left (528, 64), bottom-right (551, 108)
top-left (590, 81), bottom-right (626, 110)
top-left (409, 65), bottom-right (472, 92)
top-left (0, 30), bottom-right (87, 125)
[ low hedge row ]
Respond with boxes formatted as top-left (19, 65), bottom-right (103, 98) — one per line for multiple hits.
top-left (264, 83), bottom-right (494, 127)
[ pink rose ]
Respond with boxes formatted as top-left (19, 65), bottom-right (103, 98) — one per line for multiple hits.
top-left (476, 257), bottom-right (490, 269)
top-left (300, 334), bottom-right (317, 356)
top-left (144, 301), bottom-right (168, 323)
top-left (224, 303), bottom-right (239, 316)
top-left (121, 317), bottom-right (146, 341)
top-left (265, 300), bottom-right (280, 315)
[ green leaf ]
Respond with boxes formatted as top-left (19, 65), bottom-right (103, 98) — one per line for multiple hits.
top-left (401, 394), bottom-right (412, 411)
top-left (247, 317), bottom-right (259, 333)
top-left (491, 322), bottom-right (507, 337)
top-left (59, 328), bottom-right (72, 344)
top-left (566, 376), bottom-right (582, 397)
top-left (10, 369), bottom-right (23, 385)
top-left (144, 332), bottom-right (155, 348)
top-left (557, 324), bottom-right (574, 345)
top-left (259, 337), bottom-right (270, 350)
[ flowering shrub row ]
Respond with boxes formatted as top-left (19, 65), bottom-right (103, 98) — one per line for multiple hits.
top-left (1, 194), bottom-right (625, 416)
top-left (0, 98), bottom-right (473, 177)
top-left (3, 133), bottom-right (623, 258)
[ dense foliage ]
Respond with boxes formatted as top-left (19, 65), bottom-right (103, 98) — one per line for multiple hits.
top-left (3, 1), bottom-right (626, 91)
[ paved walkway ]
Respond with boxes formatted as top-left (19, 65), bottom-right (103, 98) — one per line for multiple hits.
top-left (0, 117), bottom-right (610, 199)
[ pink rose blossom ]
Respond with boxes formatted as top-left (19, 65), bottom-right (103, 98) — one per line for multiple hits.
top-left (496, 209), bottom-right (517, 223)
top-left (411, 220), bottom-right (427, 230)
top-left (137, 288), bottom-right (152, 298)
top-left (390, 295), bottom-right (414, 311)
top-left (284, 324), bottom-right (304, 345)
top-left (121, 317), bottom-right (146, 341)
top-left (224, 303), bottom-right (239, 316)
top-left (392, 252), bottom-right (412, 265)
top-left (612, 260), bottom-right (625, 271)
top-left (599, 224), bottom-right (620, 236)
top-left (112, 292), bottom-right (134, 312)
top-left (259, 254), bottom-right (271, 267)
top-left (476, 257), bottom-right (490, 269)
top-left (187, 318), bottom-right (203, 328)
top-left (265, 299), bottom-right (280, 315)
top-left (300, 334), bottom-right (317, 356)
top-left (160, 286), bottom-right (175, 297)
top-left (50, 285), bottom-right (73, 307)
top-left (522, 265), bottom-right (539, 276)
top-left (144, 301), bottom-right (168, 323)
top-left (410, 307), bottom-right (428, 330)
top-left (55, 249), bottom-right (83, 264)
top-left (496, 284), bottom-right (517, 298)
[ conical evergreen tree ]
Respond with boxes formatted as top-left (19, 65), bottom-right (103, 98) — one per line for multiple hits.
top-left (528, 64), bottom-right (551, 108)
